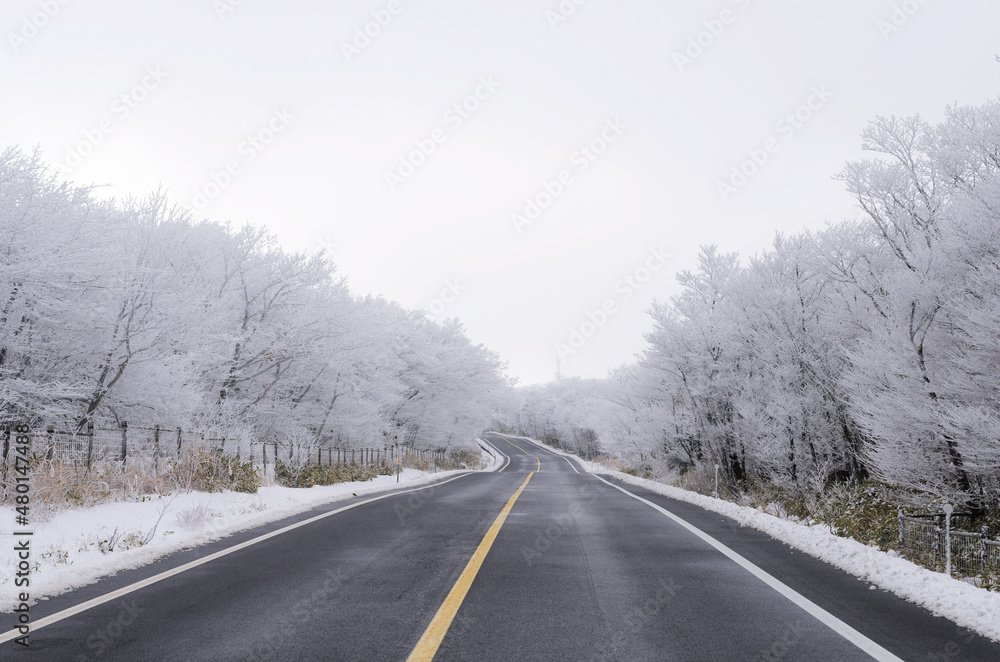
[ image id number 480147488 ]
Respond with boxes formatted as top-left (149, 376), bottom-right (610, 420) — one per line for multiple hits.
top-left (12, 423), bottom-right (33, 648)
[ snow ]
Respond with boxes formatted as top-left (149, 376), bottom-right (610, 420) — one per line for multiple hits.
top-left (477, 436), bottom-right (503, 470)
top-left (1, 467), bottom-right (473, 607)
top-left (524, 438), bottom-right (1000, 643)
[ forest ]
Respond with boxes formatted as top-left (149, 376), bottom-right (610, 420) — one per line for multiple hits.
top-left (506, 99), bottom-right (1000, 518)
top-left (0, 145), bottom-right (511, 467)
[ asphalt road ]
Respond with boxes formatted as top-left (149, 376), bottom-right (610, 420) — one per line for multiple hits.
top-left (3, 433), bottom-right (1000, 661)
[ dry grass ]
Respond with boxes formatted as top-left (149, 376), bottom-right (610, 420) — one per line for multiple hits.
top-left (1, 457), bottom-right (173, 520)
top-left (1, 445), bottom-right (489, 517)
top-left (0, 448), bottom-right (262, 518)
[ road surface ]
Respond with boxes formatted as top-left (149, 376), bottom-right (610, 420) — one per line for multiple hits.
top-left (3, 433), bottom-right (999, 660)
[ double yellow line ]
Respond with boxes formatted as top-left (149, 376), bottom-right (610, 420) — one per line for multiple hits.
top-left (501, 437), bottom-right (541, 472)
top-left (406, 471), bottom-right (534, 661)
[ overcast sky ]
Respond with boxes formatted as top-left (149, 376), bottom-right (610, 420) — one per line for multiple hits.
top-left (5, 0), bottom-right (999, 385)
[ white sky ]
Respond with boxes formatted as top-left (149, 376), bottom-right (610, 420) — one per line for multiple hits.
top-left (5, 0), bottom-right (999, 385)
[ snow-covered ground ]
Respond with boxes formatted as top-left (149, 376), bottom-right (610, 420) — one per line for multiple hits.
top-left (1, 461), bottom-right (493, 608)
top-left (523, 437), bottom-right (1000, 643)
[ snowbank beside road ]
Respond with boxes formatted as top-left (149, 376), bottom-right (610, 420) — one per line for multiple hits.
top-left (1, 467), bottom-right (468, 606)
top-left (476, 437), bottom-right (505, 471)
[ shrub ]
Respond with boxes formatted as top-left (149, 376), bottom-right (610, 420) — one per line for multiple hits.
top-left (176, 502), bottom-right (214, 530)
top-left (622, 466), bottom-right (654, 480)
top-left (809, 481), bottom-right (901, 550)
top-left (273, 461), bottom-right (393, 488)
top-left (672, 462), bottom-right (719, 497)
top-left (433, 449), bottom-right (483, 471)
top-left (192, 450), bottom-right (261, 493)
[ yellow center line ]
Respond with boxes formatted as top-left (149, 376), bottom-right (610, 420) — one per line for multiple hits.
top-left (406, 472), bottom-right (534, 662)
top-left (501, 437), bottom-right (541, 472)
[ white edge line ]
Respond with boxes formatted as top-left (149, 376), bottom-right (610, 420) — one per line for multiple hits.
top-left (480, 436), bottom-right (510, 472)
top-left (0, 472), bottom-right (474, 644)
top-left (481, 437), bottom-right (509, 472)
top-left (593, 474), bottom-right (904, 662)
top-left (477, 437), bottom-right (509, 472)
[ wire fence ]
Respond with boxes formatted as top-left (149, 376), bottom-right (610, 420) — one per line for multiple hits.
top-left (256, 443), bottom-right (446, 470)
top-left (0, 422), bottom-right (449, 485)
top-left (898, 508), bottom-right (1000, 586)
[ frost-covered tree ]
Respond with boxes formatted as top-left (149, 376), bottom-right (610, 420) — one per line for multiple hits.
top-left (841, 104), bottom-right (1000, 504)
top-left (0, 146), bottom-right (511, 458)
top-left (499, 99), bottom-right (1000, 509)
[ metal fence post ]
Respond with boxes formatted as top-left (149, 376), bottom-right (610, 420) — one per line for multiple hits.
top-left (1, 425), bottom-right (9, 488)
top-left (898, 508), bottom-right (904, 549)
top-left (944, 504), bottom-right (953, 578)
top-left (86, 420), bottom-right (95, 472)
top-left (153, 425), bottom-right (160, 475)
top-left (932, 515), bottom-right (942, 568)
top-left (983, 526), bottom-right (990, 577)
top-left (46, 426), bottom-right (55, 461)
top-left (120, 421), bottom-right (128, 466)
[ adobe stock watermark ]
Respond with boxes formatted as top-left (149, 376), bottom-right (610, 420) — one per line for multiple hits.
top-left (191, 107), bottom-right (294, 211)
top-left (521, 484), bottom-right (597, 564)
top-left (312, 231), bottom-right (341, 257)
top-left (57, 66), bottom-right (168, 172)
top-left (717, 84), bottom-right (833, 202)
top-left (8, 0), bottom-right (72, 53)
top-left (877, 0), bottom-right (931, 40)
top-left (926, 622), bottom-right (981, 662)
top-left (394, 482), bottom-right (445, 525)
top-left (590, 575), bottom-right (681, 662)
top-left (213, 0), bottom-right (247, 20)
top-left (384, 76), bottom-right (500, 191)
top-left (74, 599), bottom-right (145, 661)
top-left (748, 619), bottom-right (807, 661)
top-left (545, 0), bottom-right (590, 30)
top-left (247, 566), bottom-right (348, 662)
top-left (425, 278), bottom-right (466, 322)
top-left (340, 0), bottom-right (412, 63)
top-left (673, 0), bottom-right (756, 73)
top-left (511, 117), bottom-right (627, 234)
top-left (410, 588), bottom-right (476, 659)
top-left (555, 246), bottom-right (669, 362)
